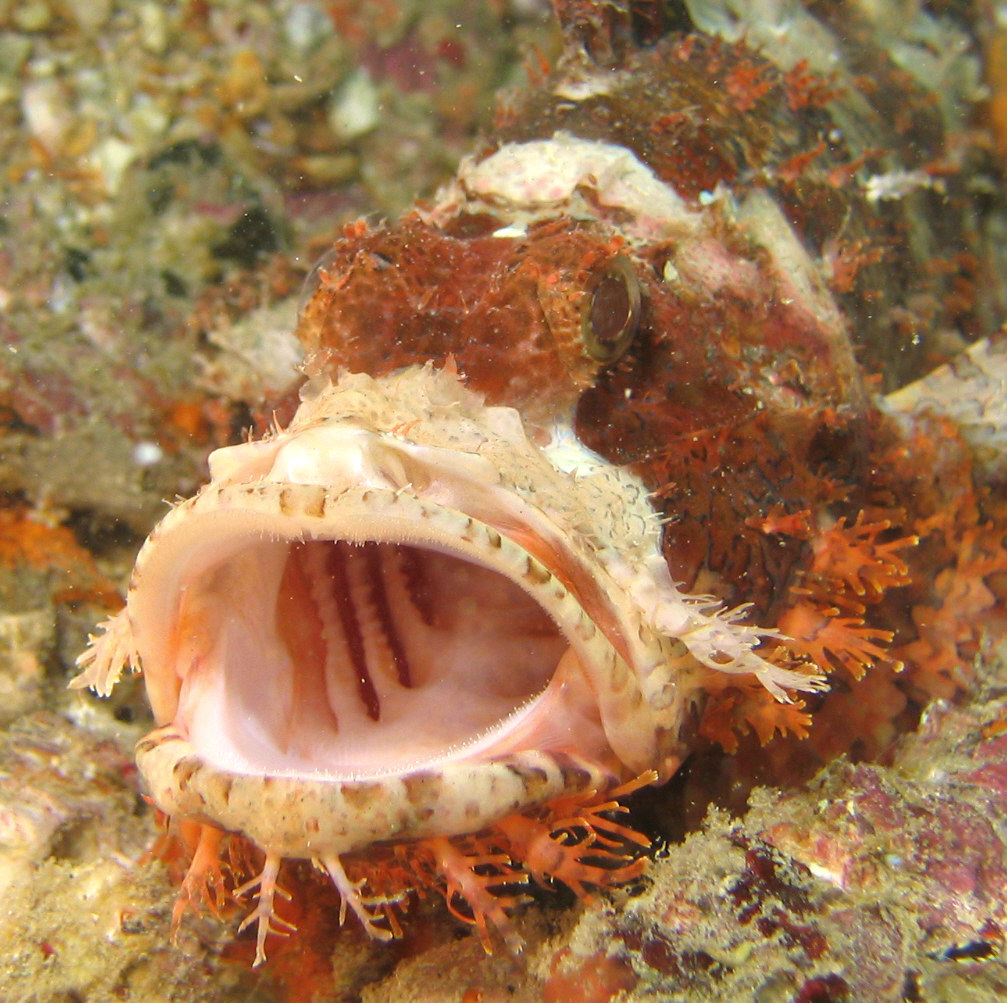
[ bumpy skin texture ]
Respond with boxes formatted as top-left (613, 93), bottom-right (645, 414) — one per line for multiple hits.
top-left (296, 11), bottom-right (1006, 763)
top-left (76, 0), bottom-right (1006, 979)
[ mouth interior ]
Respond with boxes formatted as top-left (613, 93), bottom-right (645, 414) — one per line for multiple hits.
top-left (176, 536), bottom-right (569, 780)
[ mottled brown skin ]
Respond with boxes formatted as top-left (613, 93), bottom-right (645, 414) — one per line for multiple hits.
top-left (573, 232), bottom-right (871, 615)
top-left (497, 27), bottom-right (996, 386)
top-left (295, 17), bottom-right (994, 619)
top-left (297, 211), bottom-right (864, 614)
top-left (295, 14), bottom-right (1006, 776)
top-left (297, 216), bottom-right (615, 425)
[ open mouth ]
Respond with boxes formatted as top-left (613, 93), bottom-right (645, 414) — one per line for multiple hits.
top-left (129, 479), bottom-right (621, 783)
top-left (73, 365), bottom-right (704, 806)
top-left (176, 528), bottom-right (572, 779)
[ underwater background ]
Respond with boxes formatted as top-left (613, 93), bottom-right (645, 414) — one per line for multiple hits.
top-left (1, 1), bottom-right (1007, 1000)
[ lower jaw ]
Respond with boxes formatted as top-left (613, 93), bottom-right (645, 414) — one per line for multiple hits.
top-left (136, 724), bottom-right (616, 858)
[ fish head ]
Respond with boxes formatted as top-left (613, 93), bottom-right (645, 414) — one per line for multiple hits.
top-left (78, 138), bottom-right (848, 858)
top-left (105, 361), bottom-right (722, 856)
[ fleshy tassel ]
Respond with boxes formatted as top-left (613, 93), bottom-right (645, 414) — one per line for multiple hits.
top-left (427, 837), bottom-right (531, 954)
top-left (234, 853), bottom-right (296, 967)
top-left (495, 773), bottom-right (654, 898)
top-left (317, 852), bottom-right (396, 944)
top-left (171, 821), bottom-right (230, 932)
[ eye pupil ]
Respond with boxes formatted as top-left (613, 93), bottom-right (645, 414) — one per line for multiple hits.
top-left (590, 273), bottom-right (631, 346)
top-left (582, 256), bottom-right (642, 363)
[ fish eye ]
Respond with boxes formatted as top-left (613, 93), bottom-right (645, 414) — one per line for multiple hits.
top-left (581, 256), bottom-right (642, 364)
top-left (297, 247), bottom-right (339, 318)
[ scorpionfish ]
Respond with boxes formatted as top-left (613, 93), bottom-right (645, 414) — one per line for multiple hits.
top-left (74, 0), bottom-right (1007, 967)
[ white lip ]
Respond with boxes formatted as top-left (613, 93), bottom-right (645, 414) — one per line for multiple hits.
top-left (136, 479), bottom-right (619, 782)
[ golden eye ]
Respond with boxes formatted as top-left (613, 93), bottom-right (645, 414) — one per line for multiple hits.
top-left (581, 256), bottom-right (642, 364)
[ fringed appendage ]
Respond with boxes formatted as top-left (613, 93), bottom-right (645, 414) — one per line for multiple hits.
top-left (417, 771), bottom-right (657, 953)
top-left (495, 775), bottom-right (653, 895)
top-left (316, 852), bottom-right (399, 944)
top-left (171, 820), bottom-right (230, 928)
top-left (163, 775), bottom-right (657, 963)
top-left (234, 853), bottom-right (298, 966)
top-left (424, 837), bottom-right (532, 954)
top-left (697, 509), bottom-right (919, 752)
top-left (70, 608), bottom-right (139, 695)
top-left (782, 512), bottom-right (917, 681)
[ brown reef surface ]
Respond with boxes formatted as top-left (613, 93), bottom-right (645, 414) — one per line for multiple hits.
top-left (2, 1), bottom-right (1007, 1002)
top-left (0, 0), bottom-right (557, 533)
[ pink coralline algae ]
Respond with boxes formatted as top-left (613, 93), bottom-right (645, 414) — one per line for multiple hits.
top-left (545, 653), bottom-right (1007, 1002)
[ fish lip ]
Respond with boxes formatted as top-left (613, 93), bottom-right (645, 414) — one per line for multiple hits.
top-left (128, 479), bottom-right (624, 790)
top-left (135, 724), bottom-right (615, 858)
